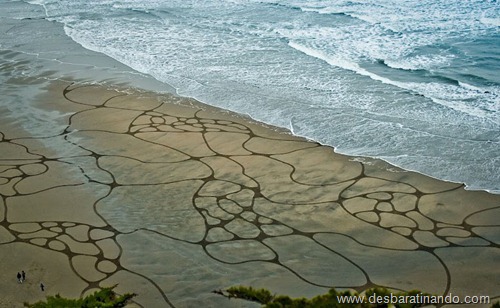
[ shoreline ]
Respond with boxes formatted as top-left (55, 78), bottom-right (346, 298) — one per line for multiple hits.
top-left (1, 79), bottom-right (499, 307)
top-left (65, 50), bottom-right (500, 195)
top-left (132, 82), bottom-right (500, 196)
top-left (58, 28), bottom-right (500, 195)
top-left (1, 1), bottom-right (497, 194)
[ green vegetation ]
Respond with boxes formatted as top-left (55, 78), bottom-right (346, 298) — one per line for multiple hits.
top-left (219, 286), bottom-right (430, 307)
top-left (24, 286), bottom-right (136, 308)
top-left (225, 286), bottom-right (275, 304)
top-left (22, 284), bottom-right (499, 308)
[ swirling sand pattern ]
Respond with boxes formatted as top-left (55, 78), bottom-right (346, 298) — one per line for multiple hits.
top-left (0, 83), bottom-right (499, 307)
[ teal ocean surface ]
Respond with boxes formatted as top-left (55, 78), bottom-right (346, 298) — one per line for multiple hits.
top-left (2, 0), bottom-right (500, 192)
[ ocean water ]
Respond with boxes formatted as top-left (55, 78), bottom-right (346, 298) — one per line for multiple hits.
top-left (4, 0), bottom-right (500, 192)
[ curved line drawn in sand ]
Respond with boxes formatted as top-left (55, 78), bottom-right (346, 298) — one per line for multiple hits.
top-left (1, 82), bottom-right (499, 307)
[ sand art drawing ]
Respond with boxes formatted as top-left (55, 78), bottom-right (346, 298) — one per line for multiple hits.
top-left (0, 83), bottom-right (499, 307)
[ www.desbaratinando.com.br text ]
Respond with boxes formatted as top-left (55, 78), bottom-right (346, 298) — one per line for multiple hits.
top-left (337, 293), bottom-right (490, 305)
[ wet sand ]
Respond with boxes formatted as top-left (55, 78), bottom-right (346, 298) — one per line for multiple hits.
top-left (0, 81), bottom-right (499, 307)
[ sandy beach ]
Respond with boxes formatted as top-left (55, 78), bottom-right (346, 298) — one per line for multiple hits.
top-left (0, 80), bottom-right (498, 307)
